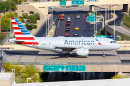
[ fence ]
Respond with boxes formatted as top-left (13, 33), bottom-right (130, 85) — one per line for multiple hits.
top-left (1, 29), bottom-right (13, 45)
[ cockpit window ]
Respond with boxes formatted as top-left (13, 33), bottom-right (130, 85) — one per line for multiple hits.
top-left (110, 41), bottom-right (116, 43)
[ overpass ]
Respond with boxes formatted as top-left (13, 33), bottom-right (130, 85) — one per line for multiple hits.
top-left (29, 0), bottom-right (130, 15)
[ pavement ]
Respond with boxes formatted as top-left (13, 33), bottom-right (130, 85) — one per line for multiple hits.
top-left (5, 50), bottom-right (122, 65)
top-left (108, 12), bottom-right (130, 36)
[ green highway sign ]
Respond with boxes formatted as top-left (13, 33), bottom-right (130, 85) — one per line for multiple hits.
top-left (60, 1), bottom-right (66, 6)
top-left (88, 0), bottom-right (97, 2)
top-left (96, 35), bottom-right (107, 38)
top-left (71, 65), bottom-right (85, 71)
top-left (88, 16), bottom-right (96, 22)
top-left (44, 65), bottom-right (85, 72)
top-left (72, 0), bottom-right (84, 5)
top-left (91, 13), bottom-right (95, 16)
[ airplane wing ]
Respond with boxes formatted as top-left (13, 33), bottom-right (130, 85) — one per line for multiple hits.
top-left (55, 46), bottom-right (89, 52)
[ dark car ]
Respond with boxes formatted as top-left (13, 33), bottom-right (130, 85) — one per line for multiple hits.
top-left (66, 22), bottom-right (70, 26)
top-left (66, 26), bottom-right (70, 31)
top-left (73, 33), bottom-right (78, 36)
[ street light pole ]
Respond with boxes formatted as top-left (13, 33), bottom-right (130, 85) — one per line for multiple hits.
top-left (48, 16), bottom-right (49, 36)
top-left (12, 69), bottom-right (15, 82)
top-left (0, 12), bottom-right (1, 34)
top-left (114, 4), bottom-right (115, 40)
top-left (50, 6), bottom-right (53, 25)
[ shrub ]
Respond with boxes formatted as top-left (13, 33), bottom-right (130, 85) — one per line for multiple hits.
top-left (29, 11), bottom-right (34, 14)
top-left (32, 24), bottom-right (37, 29)
top-left (22, 13), bottom-right (28, 18)
top-left (34, 13), bottom-right (40, 20)
top-left (25, 23), bottom-right (33, 30)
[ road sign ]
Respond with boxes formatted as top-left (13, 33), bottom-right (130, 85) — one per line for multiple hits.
top-left (88, 16), bottom-right (96, 22)
top-left (60, 1), bottom-right (66, 6)
top-left (87, 0), bottom-right (97, 2)
top-left (96, 35), bottom-right (107, 38)
top-left (72, 0), bottom-right (84, 5)
top-left (91, 13), bottom-right (95, 16)
top-left (44, 65), bottom-right (85, 72)
top-left (71, 65), bottom-right (85, 71)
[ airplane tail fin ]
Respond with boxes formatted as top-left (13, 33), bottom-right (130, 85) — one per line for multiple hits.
top-left (10, 17), bottom-right (38, 45)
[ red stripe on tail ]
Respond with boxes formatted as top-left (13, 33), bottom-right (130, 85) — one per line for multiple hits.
top-left (16, 37), bottom-right (35, 40)
top-left (10, 17), bottom-right (14, 19)
top-left (12, 22), bottom-right (17, 24)
top-left (13, 27), bottom-right (20, 30)
top-left (17, 42), bottom-right (39, 45)
top-left (14, 32), bottom-right (23, 35)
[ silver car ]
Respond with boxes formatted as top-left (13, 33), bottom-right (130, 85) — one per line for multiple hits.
top-left (76, 15), bottom-right (80, 19)
top-left (67, 17), bottom-right (71, 21)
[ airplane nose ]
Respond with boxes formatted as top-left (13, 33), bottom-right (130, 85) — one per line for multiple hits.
top-left (117, 44), bottom-right (121, 49)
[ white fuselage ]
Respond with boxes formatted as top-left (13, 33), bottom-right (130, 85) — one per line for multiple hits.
top-left (25, 37), bottom-right (121, 51)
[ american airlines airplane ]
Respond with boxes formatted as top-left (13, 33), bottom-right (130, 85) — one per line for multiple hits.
top-left (9, 17), bottom-right (121, 57)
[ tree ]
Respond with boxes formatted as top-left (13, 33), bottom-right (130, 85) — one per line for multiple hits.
top-left (21, 65), bottom-right (41, 83)
top-left (3, 62), bottom-right (41, 83)
top-left (1, 12), bottom-right (23, 31)
top-left (3, 62), bottom-right (12, 72)
top-left (0, 1), bottom-right (17, 12)
top-left (129, 8), bottom-right (130, 15)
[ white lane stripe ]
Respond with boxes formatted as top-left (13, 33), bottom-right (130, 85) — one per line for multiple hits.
top-left (15, 35), bottom-right (33, 37)
top-left (11, 20), bottom-right (15, 22)
top-left (14, 30), bottom-right (21, 32)
top-left (13, 25), bottom-right (18, 27)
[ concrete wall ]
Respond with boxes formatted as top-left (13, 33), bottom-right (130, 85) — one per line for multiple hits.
top-left (23, 65), bottom-right (130, 72)
top-left (105, 25), bottom-right (124, 36)
top-left (0, 80), bottom-right (12, 86)
top-left (86, 65), bottom-right (130, 72)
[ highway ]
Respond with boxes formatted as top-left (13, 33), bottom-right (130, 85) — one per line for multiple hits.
top-left (108, 11), bottom-right (130, 36)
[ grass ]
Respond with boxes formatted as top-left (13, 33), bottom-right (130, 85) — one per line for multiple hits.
top-left (122, 14), bottom-right (130, 29)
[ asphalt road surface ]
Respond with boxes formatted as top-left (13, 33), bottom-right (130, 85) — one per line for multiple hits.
top-left (4, 50), bottom-right (130, 65)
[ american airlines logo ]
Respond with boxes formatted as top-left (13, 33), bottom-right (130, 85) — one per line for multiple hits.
top-left (64, 39), bottom-right (95, 45)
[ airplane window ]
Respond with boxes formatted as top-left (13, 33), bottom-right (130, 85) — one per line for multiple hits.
top-left (110, 41), bottom-right (116, 43)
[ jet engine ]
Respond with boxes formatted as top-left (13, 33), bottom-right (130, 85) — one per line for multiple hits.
top-left (76, 48), bottom-right (89, 56)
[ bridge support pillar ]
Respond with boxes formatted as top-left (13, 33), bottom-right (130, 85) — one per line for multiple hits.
top-left (123, 4), bottom-right (128, 12)
top-left (89, 5), bottom-right (93, 13)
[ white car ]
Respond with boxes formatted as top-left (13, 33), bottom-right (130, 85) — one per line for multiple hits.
top-left (67, 17), bottom-right (71, 21)
top-left (76, 15), bottom-right (80, 19)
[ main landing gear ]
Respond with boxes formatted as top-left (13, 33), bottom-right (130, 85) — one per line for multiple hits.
top-left (65, 52), bottom-right (69, 58)
top-left (103, 51), bottom-right (105, 57)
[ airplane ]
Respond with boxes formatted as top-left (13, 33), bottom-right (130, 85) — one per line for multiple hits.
top-left (9, 17), bottom-right (121, 57)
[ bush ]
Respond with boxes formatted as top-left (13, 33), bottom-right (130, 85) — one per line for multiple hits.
top-left (13, 0), bottom-right (24, 4)
top-left (22, 13), bottom-right (28, 18)
top-left (29, 11), bottom-right (34, 14)
top-left (19, 16), bottom-right (25, 23)
top-left (32, 20), bottom-right (37, 24)
top-left (32, 24), bottom-right (37, 29)
top-left (25, 23), bottom-right (33, 30)
top-left (34, 13), bottom-right (40, 20)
